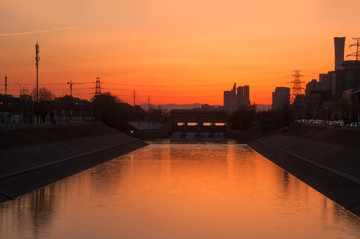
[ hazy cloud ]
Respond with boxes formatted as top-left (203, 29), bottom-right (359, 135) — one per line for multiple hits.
top-left (0, 26), bottom-right (79, 37)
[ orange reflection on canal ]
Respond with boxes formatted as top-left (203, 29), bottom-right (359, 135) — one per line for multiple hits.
top-left (1, 141), bottom-right (360, 239)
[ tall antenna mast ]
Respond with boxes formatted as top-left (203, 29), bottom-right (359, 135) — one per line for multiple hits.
top-left (147, 95), bottom-right (151, 111)
top-left (35, 42), bottom-right (40, 102)
top-left (5, 76), bottom-right (7, 95)
top-left (289, 70), bottom-right (304, 104)
top-left (346, 38), bottom-right (360, 61)
top-left (133, 89), bottom-right (136, 106)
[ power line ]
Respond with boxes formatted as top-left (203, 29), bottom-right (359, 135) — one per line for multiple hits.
top-left (309, 60), bottom-right (333, 78)
top-left (346, 38), bottom-right (360, 61)
top-left (100, 87), bottom-right (225, 93)
top-left (102, 82), bottom-right (233, 87)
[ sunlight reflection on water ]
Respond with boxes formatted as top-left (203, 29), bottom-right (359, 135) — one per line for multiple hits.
top-left (1, 141), bottom-right (360, 239)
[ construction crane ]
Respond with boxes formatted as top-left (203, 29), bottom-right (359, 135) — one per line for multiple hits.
top-left (67, 80), bottom-right (83, 97)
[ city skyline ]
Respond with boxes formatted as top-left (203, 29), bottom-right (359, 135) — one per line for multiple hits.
top-left (1, 0), bottom-right (360, 105)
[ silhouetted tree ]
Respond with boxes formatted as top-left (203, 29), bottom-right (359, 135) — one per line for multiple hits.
top-left (228, 105), bottom-right (256, 130)
top-left (31, 87), bottom-right (56, 101)
top-left (92, 93), bottom-right (135, 131)
top-left (256, 105), bottom-right (292, 131)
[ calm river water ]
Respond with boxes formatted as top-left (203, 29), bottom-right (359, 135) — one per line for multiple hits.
top-left (1, 141), bottom-right (360, 239)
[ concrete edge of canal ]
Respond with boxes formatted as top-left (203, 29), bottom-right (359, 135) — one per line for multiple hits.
top-left (249, 124), bottom-right (360, 217)
top-left (0, 123), bottom-right (148, 204)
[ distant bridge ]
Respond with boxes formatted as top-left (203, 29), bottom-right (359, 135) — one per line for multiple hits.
top-left (170, 109), bottom-right (227, 132)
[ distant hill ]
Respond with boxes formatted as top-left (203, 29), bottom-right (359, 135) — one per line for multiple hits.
top-left (140, 103), bottom-right (270, 111)
top-left (140, 103), bottom-right (203, 111)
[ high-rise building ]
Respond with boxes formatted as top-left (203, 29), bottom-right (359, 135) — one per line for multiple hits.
top-left (272, 87), bottom-right (290, 110)
top-left (243, 85), bottom-right (250, 106)
top-left (305, 79), bottom-right (320, 99)
top-left (236, 85), bottom-right (250, 108)
top-left (334, 37), bottom-right (345, 71)
top-left (224, 84), bottom-right (250, 112)
top-left (319, 73), bottom-right (331, 91)
top-left (236, 86), bottom-right (243, 107)
top-left (223, 83), bottom-right (237, 113)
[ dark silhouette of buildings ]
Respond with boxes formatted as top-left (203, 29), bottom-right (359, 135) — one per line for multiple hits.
top-left (224, 83), bottom-right (237, 113)
top-left (287, 36), bottom-right (360, 122)
top-left (223, 83), bottom-right (250, 113)
top-left (304, 37), bottom-right (360, 108)
top-left (272, 87), bottom-right (290, 110)
top-left (237, 85), bottom-right (250, 108)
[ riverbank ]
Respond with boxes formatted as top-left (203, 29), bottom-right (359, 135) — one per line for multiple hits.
top-left (0, 123), bottom-right (148, 204)
top-left (249, 124), bottom-right (360, 217)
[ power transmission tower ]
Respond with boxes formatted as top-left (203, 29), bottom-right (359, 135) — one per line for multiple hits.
top-left (67, 80), bottom-right (83, 97)
top-left (35, 42), bottom-right (40, 102)
top-left (133, 89), bottom-right (136, 106)
top-left (289, 70), bottom-right (305, 104)
top-left (346, 38), bottom-right (360, 61)
top-left (147, 95), bottom-right (151, 111)
top-left (95, 77), bottom-right (101, 96)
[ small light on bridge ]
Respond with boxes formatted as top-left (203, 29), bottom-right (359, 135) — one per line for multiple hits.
top-left (215, 123), bottom-right (226, 126)
top-left (187, 122), bottom-right (197, 126)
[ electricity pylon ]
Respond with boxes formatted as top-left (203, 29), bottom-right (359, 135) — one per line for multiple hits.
top-left (346, 38), bottom-right (360, 61)
top-left (289, 70), bottom-right (305, 104)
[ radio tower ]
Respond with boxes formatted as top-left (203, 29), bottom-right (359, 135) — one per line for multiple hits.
top-left (346, 38), bottom-right (360, 61)
top-left (289, 70), bottom-right (304, 104)
top-left (95, 77), bottom-right (101, 96)
top-left (4, 76), bottom-right (7, 95)
top-left (35, 42), bottom-right (40, 102)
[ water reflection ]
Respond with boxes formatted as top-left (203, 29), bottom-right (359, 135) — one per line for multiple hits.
top-left (0, 185), bottom-right (58, 239)
top-left (0, 142), bottom-right (360, 239)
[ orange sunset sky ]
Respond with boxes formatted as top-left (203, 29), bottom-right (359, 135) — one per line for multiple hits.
top-left (1, 0), bottom-right (360, 105)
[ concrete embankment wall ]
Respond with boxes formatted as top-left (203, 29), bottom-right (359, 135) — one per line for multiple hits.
top-left (0, 123), bottom-right (148, 204)
top-left (249, 124), bottom-right (360, 217)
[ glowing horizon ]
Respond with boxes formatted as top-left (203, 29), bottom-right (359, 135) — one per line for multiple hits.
top-left (1, 0), bottom-right (360, 105)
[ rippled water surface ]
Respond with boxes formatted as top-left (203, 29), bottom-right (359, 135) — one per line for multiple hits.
top-left (1, 141), bottom-right (360, 239)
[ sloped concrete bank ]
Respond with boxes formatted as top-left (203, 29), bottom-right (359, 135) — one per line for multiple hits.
top-left (0, 123), bottom-right (148, 204)
top-left (249, 124), bottom-right (360, 217)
